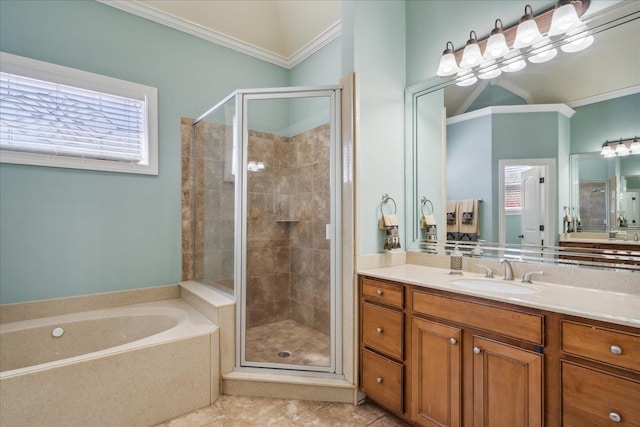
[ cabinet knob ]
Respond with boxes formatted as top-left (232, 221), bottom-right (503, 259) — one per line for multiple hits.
top-left (609, 412), bottom-right (622, 423)
top-left (610, 345), bottom-right (623, 355)
top-left (449, 338), bottom-right (457, 345)
top-left (376, 327), bottom-right (383, 334)
top-left (473, 347), bottom-right (481, 354)
top-left (376, 377), bottom-right (383, 384)
top-left (376, 289), bottom-right (383, 296)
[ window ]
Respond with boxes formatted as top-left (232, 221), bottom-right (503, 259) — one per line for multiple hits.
top-left (0, 52), bottom-right (158, 175)
top-left (504, 165), bottom-right (532, 212)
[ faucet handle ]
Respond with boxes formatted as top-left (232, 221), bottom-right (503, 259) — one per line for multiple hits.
top-left (477, 265), bottom-right (494, 278)
top-left (522, 271), bottom-right (544, 284)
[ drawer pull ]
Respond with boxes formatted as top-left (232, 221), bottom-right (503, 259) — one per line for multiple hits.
top-left (376, 377), bottom-right (383, 384)
top-left (473, 346), bottom-right (481, 354)
top-left (610, 345), bottom-right (623, 355)
top-left (450, 338), bottom-right (458, 345)
top-left (376, 289), bottom-right (383, 296)
top-left (609, 412), bottom-right (622, 423)
top-left (376, 327), bottom-right (383, 334)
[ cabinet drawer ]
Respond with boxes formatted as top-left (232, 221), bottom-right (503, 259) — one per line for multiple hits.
top-left (361, 349), bottom-right (403, 413)
top-left (361, 277), bottom-right (404, 308)
top-left (563, 362), bottom-right (640, 426)
top-left (562, 321), bottom-right (640, 372)
top-left (362, 302), bottom-right (403, 360)
top-left (412, 290), bottom-right (543, 345)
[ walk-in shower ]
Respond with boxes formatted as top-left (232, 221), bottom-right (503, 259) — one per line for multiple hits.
top-left (191, 87), bottom-right (342, 375)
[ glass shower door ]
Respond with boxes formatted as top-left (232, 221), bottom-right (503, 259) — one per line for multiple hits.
top-left (238, 89), bottom-right (340, 373)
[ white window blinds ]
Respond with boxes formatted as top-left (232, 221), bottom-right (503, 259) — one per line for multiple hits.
top-left (0, 52), bottom-right (158, 175)
top-left (1, 72), bottom-right (145, 162)
top-left (504, 165), bottom-right (532, 211)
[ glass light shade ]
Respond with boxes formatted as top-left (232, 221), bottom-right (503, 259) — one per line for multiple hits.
top-left (630, 142), bottom-right (640, 154)
top-left (455, 71), bottom-right (477, 87)
top-left (548, 3), bottom-right (582, 37)
top-left (436, 52), bottom-right (460, 76)
top-left (601, 144), bottom-right (613, 156)
top-left (477, 61), bottom-right (502, 80)
top-left (484, 32), bottom-right (510, 60)
top-left (501, 57), bottom-right (527, 73)
top-left (460, 42), bottom-right (483, 69)
top-left (615, 142), bottom-right (630, 156)
top-left (513, 19), bottom-right (543, 49)
top-left (561, 26), bottom-right (594, 53)
top-left (528, 39), bottom-right (558, 63)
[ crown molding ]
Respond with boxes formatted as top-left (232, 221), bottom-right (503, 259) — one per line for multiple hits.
top-left (98, 0), bottom-right (341, 69)
top-left (447, 103), bottom-right (576, 125)
top-left (567, 85), bottom-right (640, 108)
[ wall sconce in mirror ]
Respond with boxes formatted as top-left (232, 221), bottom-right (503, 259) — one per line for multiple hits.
top-left (436, 0), bottom-right (591, 85)
top-left (600, 137), bottom-right (640, 158)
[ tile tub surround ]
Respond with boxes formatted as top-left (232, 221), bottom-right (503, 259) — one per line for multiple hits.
top-left (0, 285), bottom-right (222, 427)
top-left (182, 119), bottom-right (332, 334)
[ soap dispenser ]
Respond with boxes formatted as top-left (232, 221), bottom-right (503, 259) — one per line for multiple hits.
top-left (450, 244), bottom-right (463, 275)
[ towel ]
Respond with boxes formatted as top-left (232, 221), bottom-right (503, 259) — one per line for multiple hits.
top-left (459, 199), bottom-right (479, 241)
top-left (446, 200), bottom-right (459, 241)
top-left (379, 214), bottom-right (401, 250)
top-left (421, 214), bottom-right (438, 241)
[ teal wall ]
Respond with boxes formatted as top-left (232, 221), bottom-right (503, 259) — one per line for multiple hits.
top-left (570, 93), bottom-right (640, 154)
top-left (351, 0), bottom-right (406, 254)
top-left (447, 115), bottom-right (493, 240)
top-left (0, 0), bottom-right (342, 303)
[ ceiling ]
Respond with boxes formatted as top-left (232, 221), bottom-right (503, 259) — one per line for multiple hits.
top-left (102, 0), bottom-right (341, 69)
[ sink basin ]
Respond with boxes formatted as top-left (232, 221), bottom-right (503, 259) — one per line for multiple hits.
top-left (452, 279), bottom-right (537, 295)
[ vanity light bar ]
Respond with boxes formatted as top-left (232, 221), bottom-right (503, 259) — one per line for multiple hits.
top-left (436, 1), bottom-right (593, 86)
top-left (601, 137), bottom-right (640, 157)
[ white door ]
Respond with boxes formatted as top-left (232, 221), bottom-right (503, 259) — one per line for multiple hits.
top-left (521, 167), bottom-right (542, 246)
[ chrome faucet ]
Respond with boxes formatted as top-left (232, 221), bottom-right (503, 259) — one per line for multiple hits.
top-left (498, 259), bottom-right (514, 281)
top-left (477, 265), bottom-right (494, 278)
top-left (522, 271), bottom-right (544, 284)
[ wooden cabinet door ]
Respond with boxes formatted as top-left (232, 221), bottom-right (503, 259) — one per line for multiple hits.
top-left (411, 317), bottom-right (462, 427)
top-left (473, 336), bottom-right (543, 427)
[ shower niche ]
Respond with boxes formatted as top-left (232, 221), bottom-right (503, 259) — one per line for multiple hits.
top-left (189, 87), bottom-right (342, 375)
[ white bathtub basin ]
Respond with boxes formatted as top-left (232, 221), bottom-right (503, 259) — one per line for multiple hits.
top-left (452, 279), bottom-right (537, 294)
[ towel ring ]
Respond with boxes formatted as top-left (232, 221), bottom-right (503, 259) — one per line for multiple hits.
top-left (420, 196), bottom-right (433, 216)
top-left (381, 193), bottom-right (397, 215)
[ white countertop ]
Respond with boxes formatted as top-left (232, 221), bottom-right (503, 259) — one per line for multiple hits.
top-left (359, 264), bottom-right (640, 328)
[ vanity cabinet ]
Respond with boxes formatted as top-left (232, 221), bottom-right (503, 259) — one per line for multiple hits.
top-left (359, 277), bottom-right (406, 414)
top-left (560, 320), bottom-right (640, 425)
top-left (559, 241), bottom-right (640, 267)
top-left (411, 289), bottom-right (544, 427)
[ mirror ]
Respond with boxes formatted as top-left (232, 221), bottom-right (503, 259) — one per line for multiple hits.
top-left (571, 153), bottom-right (640, 231)
top-left (406, 1), bottom-right (640, 266)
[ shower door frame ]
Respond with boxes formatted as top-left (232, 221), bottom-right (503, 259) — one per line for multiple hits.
top-left (234, 86), bottom-right (343, 376)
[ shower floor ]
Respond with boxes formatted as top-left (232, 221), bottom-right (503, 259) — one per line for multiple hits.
top-left (245, 319), bottom-right (330, 367)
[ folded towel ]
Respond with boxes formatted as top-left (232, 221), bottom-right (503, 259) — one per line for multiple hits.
top-left (420, 214), bottom-right (437, 228)
top-left (459, 199), bottom-right (479, 239)
top-left (446, 200), bottom-right (459, 241)
top-left (380, 214), bottom-right (401, 250)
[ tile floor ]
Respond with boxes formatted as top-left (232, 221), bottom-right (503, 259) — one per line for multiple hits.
top-left (154, 395), bottom-right (409, 427)
top-left (245, 319), bottom-right (330, 367)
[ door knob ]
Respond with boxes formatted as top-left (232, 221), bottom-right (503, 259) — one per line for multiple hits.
top-left (473, 347), bottom-right (481, 354)
top-left (449, 338), bottom-right (457, 345)
top-left (376, 327), bottom-right (383, 334)
top-left (518, 234), bottom-right (524, 239)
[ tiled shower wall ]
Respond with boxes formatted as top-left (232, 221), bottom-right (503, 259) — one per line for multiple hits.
top-left (579, 180), bottom-right (607, 231)
top-left (182, 119), bottom-right (331, 335)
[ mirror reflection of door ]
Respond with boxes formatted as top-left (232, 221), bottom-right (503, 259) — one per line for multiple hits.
top-left (521, 167), bottom-right (542, 245)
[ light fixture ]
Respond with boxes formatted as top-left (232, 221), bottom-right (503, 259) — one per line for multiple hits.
top-left (513, 5), bottom-right (544, 49)
top-left (436, 41), bottom-right (460, 76)
top-left (477, 61), bottom-right (502, 80)
top-left (483, 19), bottom-right (510, 60)
top-left (460, 31), bottom-right (483, 69)
top-left (548, 0), bottom-right (583, 37)
top-left (561, 24), bottom-right (594, 53)
top-left (501, 52), bottom-right (527, 73)
top-left (455, 70), bottom-right (478, 87)
top-left (436, 1), bottom-right (592, 87)
top-left (600, 137), bottom-right (640, 157)
top-left (528, 38), bottom-right (558, 63)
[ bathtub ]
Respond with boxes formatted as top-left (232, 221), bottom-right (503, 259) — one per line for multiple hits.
top-left (0, 297), bottom-right (219, 427)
